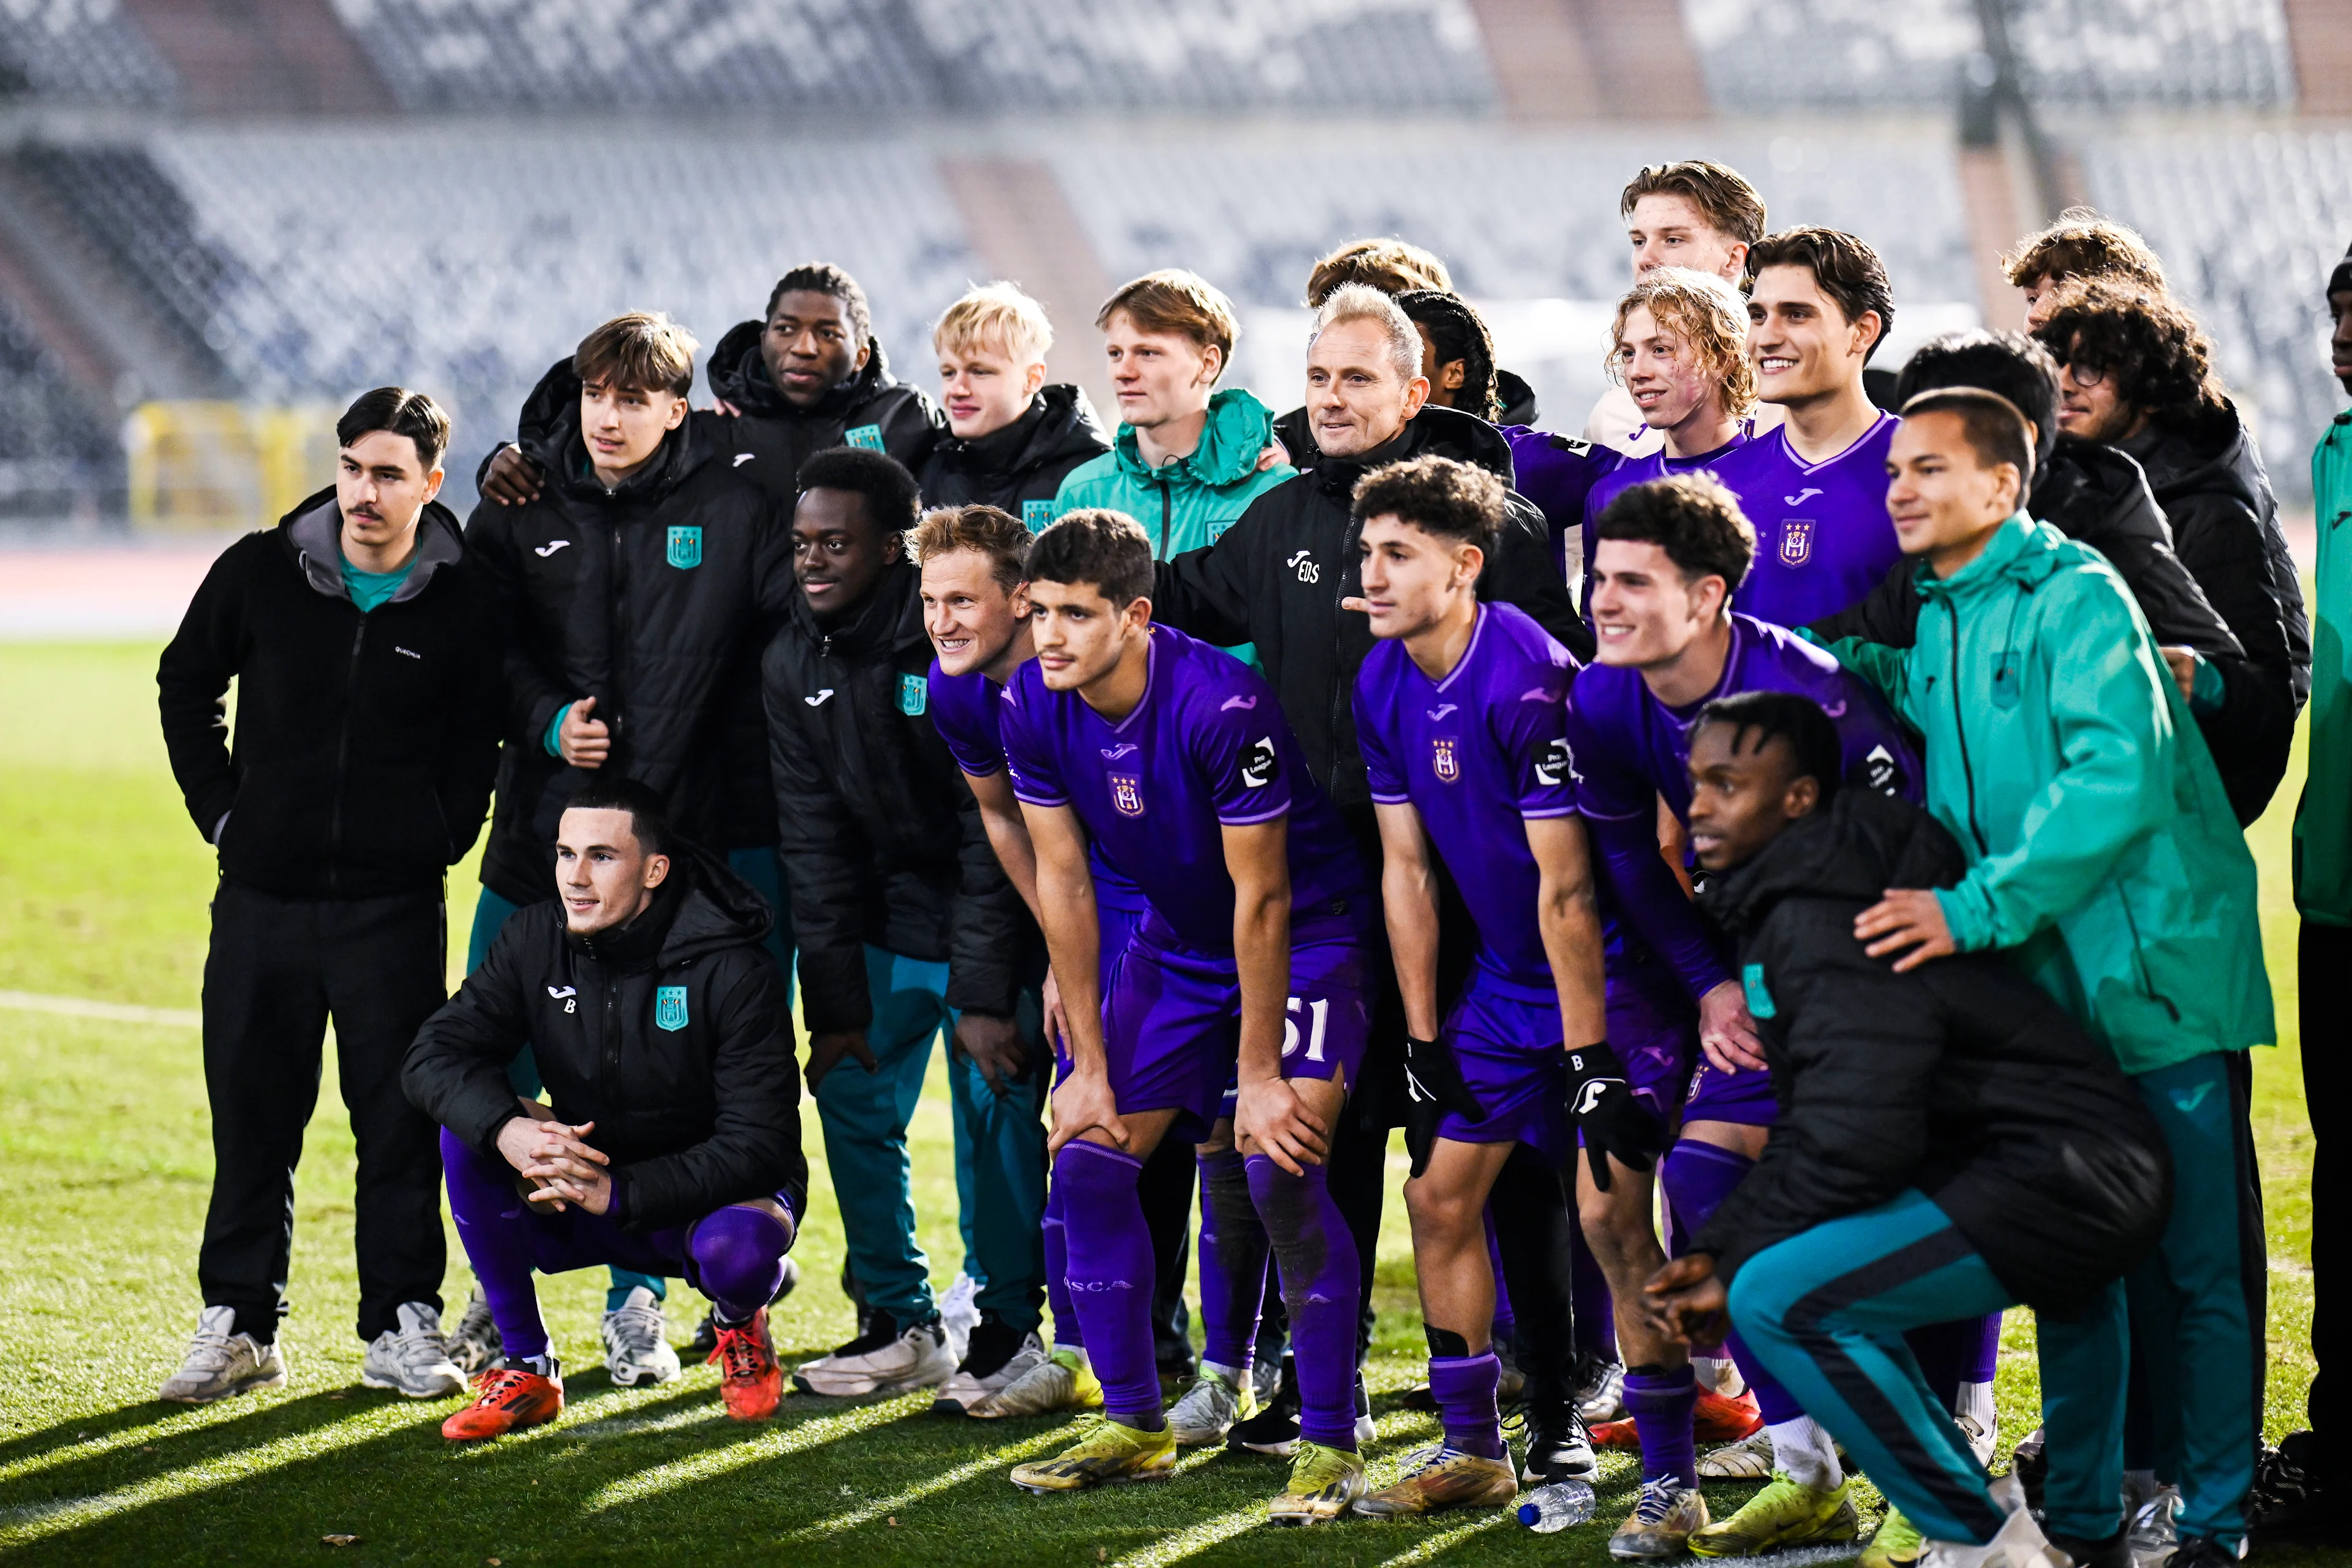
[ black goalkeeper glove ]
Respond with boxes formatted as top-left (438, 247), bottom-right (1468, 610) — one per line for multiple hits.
top-left (1565, 1039), bottom-right (1665, 1193)
top-left (1401, 1033), bottom-right (1485, 1180)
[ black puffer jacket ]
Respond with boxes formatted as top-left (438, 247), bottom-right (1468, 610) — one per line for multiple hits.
top-left (1155, 403), bottom-right (1588, 807)
top-left (467, 358), bottom-right (797, 907)
top-left (706, 322), bottom-right (944, 500)
top-left (916, 383), bottom-right (1109, 518)
top-left (764, 561), bottom-right (1029, 1032)
top-left (1692, 790), bottom-right (2171, 1317)
top-left (158, 490), bottom-right (501, 899)
top-left (402, 843), bottom-right (805, 1232)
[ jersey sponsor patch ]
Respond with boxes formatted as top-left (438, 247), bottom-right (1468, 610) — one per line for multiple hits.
top-left (1109, 772), bottom-right (1144, 816)
top-left (666, 526), bottom-right (703, 569)
top-left (1431, 736), bottom-right (1460, 783)
top-left (1239, 736), bottom-right (1276, 789)
top-left (843, 424), bottom-right (886, 451)
top-left (1534, 736), bottom-right (1572, 788)
top-left (1022, 499), bottom-right (1054, 529)
top-left (1741, 962), bottom-right (1776, 1020)
top-left (1778, 518), bottom-right (1813, 567)
top-left (655, 984), bottom-right (690, 1031)
top-left (897, 672), bottom-right (929, 716)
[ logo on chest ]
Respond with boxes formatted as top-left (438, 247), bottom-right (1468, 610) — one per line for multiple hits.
top-left (655, 984), bottom-right (689, 1032)
top-left (1023, 499), bottom-right (1055, 529)
top-left (1430, 736), bottom-right (1461, 783)
top-left (897, 673), bottom-right (928, 715)
top-left (666, 526), bottom-right (703, 570)
top-left (843, 424), bottom-right (886, 451)
top-left (1108, 774), bottom-right (1145, 818)
top-left (1778, 518), bottom-right (1814, 567)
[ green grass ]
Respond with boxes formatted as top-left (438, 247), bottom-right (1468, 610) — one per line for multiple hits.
top-left (0, 639), bottom-right (2324, 1566)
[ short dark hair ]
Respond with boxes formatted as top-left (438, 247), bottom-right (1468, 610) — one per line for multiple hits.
top-left (1694, 690), bottom-right (1842, 804)
top-left (1899, 386), bottom-right (2038, 489)
top-left (575, 311), bottom-right (696, 396)
top-left (2002, 208), bottom-right (2168, 293)
top-left (767, 262), bottom-right (872, 346)
top-left (337, 386), bottom-right (449, 472)
top-left (565, 774), bottom-right (674, 858)
top-left (1026, 508), bottom-right (1154, 607)
top-left (2029, 278), bottom-right (2224, 429)
top-left (1894, 330), bottom-right (2059, 464)
top-left (1594, 473), bottom-right (1754, 592)
top-left (1303, 238), bottom-right (1452, 309)
top-left (797, 446), bottom-right (922, 538)
top-left (1619, 160), bottom-right (1768, 247)
top-left (1394, 291), bottom-right (1499, 423)
top-left (1352, 453), bottom-right (1507, 554)
top-left (1747, 227), bottom-right (1896, 363)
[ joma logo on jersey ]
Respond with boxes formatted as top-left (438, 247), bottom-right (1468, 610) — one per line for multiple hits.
top-left (1431, 737), bottom-right (1460, 783)
top-left (1109, 774), bottom-right (1144, 816)
top-left (666, 526), bottom-right (703, 569)
top-left (655, 985), bottom-right (689, 1031)
top-left (1779, 519), bottom-right (1813, 567)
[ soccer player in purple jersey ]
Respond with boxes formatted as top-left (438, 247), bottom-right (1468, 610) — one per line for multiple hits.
top-left (1572, 473), bottom-right (1920, 1560)
top-left (1338, 456), bottom-right (1605, 1515)
top-left (1713, 228), bottom-right (1904, 631)
top-left (999, 510), bottom-right (1378, 1524)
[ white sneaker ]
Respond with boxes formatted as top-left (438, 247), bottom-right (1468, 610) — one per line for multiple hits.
top-left (447, 1284), bottom-right (500, 1374)
top-left (2124, 1479), bottom-right (2180, 1565)
top-left (1698, 1427), bottom-right (1777, 1480)
top-left (1921, 1473), bottom-right (2069, 1568)
top-left (794, 1311), bottom-right (954, 1396)
top-left (971, 1344), bottom-right (1102, 1417)
top-left (1578, 1359), bottom-right (1627, 1423)
top-left (601, 1286), bottom-right (682, 1387)
top-left (1167, 1361), bottom-right (1255, 1445)
top-left (1955, 1408), bottom-right (2000, 1469)
top-left (934, 1330), bottom-right (1047, 1417)
top-left (938, 1272), bottom-right (982, 1363)
top-left (159, 1306), bottom-right (287, 1403)
top-left (361, 1302), bottom-right (464, 1398)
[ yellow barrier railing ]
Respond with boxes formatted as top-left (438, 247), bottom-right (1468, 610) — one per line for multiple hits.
top-left (124, 402), bottom-right (341, 533)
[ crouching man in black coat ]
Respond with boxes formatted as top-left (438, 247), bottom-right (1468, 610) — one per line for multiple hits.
top-left (404, 778), bottom-right (805, 1441)
top-left (1639, 693), bottom-right (2171, 1568)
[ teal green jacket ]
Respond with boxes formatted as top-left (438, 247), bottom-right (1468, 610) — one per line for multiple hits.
top-left (2297, 410), bottom-right (2352, 925)
top-left (1823, 513), bottom-right (2272, 1074)
top-left (1052, 387), bottom-right (1292, 557)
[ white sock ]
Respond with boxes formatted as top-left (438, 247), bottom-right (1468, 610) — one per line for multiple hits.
top-left (1953, 1378), bottom-right (1995, 1430)
top-left (1769, 1417), bottom-right (1843, 1490)
top-left (1691, 1354), bottom-right (1743, 1396)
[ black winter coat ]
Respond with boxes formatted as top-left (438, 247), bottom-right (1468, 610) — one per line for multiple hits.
top-left (1155, 403), bottom-right (1588, 808)
top-left (705, 323), bottom-right (944, 500)
top-left (158, 491), bottom-right (501, 899)
top-left (1806, 437), bottom-right (2284, 823)
top-left (916, 383), bottom-right (1109, 518)
top-left (763, 562), bottom-right (1029, 1031)
top-left (467, 358), bottom-right (798, 907)
top-left (1693, 790), bottom-right (2171, 1317)
top-left (403, 844), bottom-right (804, 1231)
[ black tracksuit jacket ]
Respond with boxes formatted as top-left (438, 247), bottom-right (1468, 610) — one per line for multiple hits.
top-left (1692, 790), bottom-right (2172, 1317)
top-left (915, 383), bottom-right (1109, 517)
top-left (763, 562), bottom-right (1030, 1032)
top-left (705, 323), bottom-right (944, 500)
top-left (157, 490), bottom-right (501, 899)
top-left (402, 843), bottom-right (805, 1231)
top-left (467, 360), bottom-right (797, 907)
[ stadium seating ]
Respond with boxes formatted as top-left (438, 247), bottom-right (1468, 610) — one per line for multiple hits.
top-left (0, 296), bottom-right (118, 519)
top-left (0, 0), bottom-right (179, 104)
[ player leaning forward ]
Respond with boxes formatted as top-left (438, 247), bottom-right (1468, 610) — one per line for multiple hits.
top-left (1000, 510), bottom-right (1379, 1523)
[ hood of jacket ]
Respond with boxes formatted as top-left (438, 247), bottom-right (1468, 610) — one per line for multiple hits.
top-left (1703, 789), bottom-right (1967, 939)
top-left (2124, 398), bottom-right (2267, 516)
top-left (707, 319), bottom-right (908, 423)
top-left (567, 838), bottom-right (774, 971)
top-left (2032, 439), bottom-right (2170, 550)
top-left (1911, 511), bottom-right (2064, 607)
top-left (1301, 402), bottom-right (1518, 503)
top-left (1108, 386), bottom-right (1277, 491)
top-left (511, 355), bottom-right (714, 507)
top-left (1495, 368), bottom-right (1540, 428)
top-left (281, 487), bottom-right (465, 605)
top-left (933, 383), bottom-right (1107, 481)
top-left (785, 557), bottom-right (927, 660)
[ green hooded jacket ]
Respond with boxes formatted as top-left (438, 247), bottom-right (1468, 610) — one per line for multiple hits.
top-left (1051, 386), bottom-right (1293, 557)
top-left (1823, 513), bottom-right (2272, 1074)
top-left (2296, 410), bottom-right (2352, 925)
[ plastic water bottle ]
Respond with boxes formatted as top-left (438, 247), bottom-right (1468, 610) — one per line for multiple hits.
top-left (1517, 1479), bottom-right (1597, 1532)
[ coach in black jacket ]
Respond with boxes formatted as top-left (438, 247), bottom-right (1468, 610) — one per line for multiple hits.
top-left (156, 389), bottom-right (499, 1400)
top-left (765, 448), bottom-right (1044, 1393)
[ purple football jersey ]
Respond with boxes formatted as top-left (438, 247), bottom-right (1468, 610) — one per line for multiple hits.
top-left (1354, 603), bottom-right (1579, 990)
top-left (1579, 429), bottom-right (1751, 611)
top-left (1000, 624), bottom-right (1365, 956)
top-left (1710, 412), bottom-right (1902, 630)
top-left (1505, 426), bottom-right (1621, 579)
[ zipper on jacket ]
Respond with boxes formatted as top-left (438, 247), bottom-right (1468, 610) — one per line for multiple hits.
top-left (1943, 600), bottom-right (1989, 856)
top-left (1327, 507), bottom-right (1368, 758)
top-left (601, 966), bottom-right (622, 1085)
top-left (607, 522), bottom-right (627, 752)
top-left (325, 617), bottom-right (369, 897)
top-left (2113, 882), bottom-right (2184, 1022)
top-left (1158, 476), bottom-right (1172, 558)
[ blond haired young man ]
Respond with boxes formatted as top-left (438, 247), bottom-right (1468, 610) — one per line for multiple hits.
top-left (919, 281), bottom-right (1107, 522)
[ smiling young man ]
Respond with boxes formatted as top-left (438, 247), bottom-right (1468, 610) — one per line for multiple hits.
top-left (403, 779), bottom-right (804, 1439)
top-left (157, 388), bottom-right (499, 1405)
top-left (1568, 473), bottom-right (1920, 1560)
top-left (918, 282), bottom-right (1109, 518)
top-left (1820, 390), bottom-right (2272, 1568)
top-left (998, 510), bottom-right (1379, 1524)
top-left (1343, 456), bottom-right (1602, 1515)
top-left (762, 449), bottom-right (1043, 1404)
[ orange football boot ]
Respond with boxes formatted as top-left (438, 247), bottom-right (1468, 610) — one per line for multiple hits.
top-left (716, 1310), bottom-right (783, 1421)
top-left (1591, 1387), bottom-right (1762, 1450)
top-left (441, 1363), bottom-right (564, 1441)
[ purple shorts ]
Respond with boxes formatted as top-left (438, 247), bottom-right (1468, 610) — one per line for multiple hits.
top-left (1110, 916), bottom-right (1372, 1144)
top-left (1434, 967), bottom-right (1572, 1168)
top-left (1054, 896), bottom-right (1146, 1089)
top-left (1603, 958), bottom-right (1699, 1125)
top-left (1682, 1055), bottom-right (1777, 1126)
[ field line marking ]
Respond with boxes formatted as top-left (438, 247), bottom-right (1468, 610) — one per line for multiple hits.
top-left (0, 990), bottom-right (201, 1028)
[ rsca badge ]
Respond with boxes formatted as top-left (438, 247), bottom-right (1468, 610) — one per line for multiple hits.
top-left (666, 526), bottom-right (703, 570)
top-left (655, 984), bottom-right (689, 1031)
top-left (1023, 499), bottom-right (1055, 529)
top-left (898, 673), bottom-right (929, 716)
top-left (844, 424), bottom-right (886, 451)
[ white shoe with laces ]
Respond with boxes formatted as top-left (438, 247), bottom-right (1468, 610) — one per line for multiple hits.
top-left (1579, 1359), bottom-right (1627, 1423)
top-left (601, 1286), bottom-right (682, 1387)
top-left (1167, 1361), bottom-right (1255, 1445)
top-left (795, 1310), bottom-right (956, 1396)
top-left (1954, 1409), bottom-right (2000, 1469)
top-left (361, 1301), bottom-right (464, 1398)
top-left (1699, 1427), bottom-right (1777, 1480)
top-left (159, 1305), bottom-right (287, 1404)
top-left (447, 1284), bottom-right (501, 1374)
top-left (938, 1272), bottom-right (982, 1363)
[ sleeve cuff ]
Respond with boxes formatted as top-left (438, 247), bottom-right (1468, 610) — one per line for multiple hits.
top-left (543, 702), bottom-right (573, 759)
top-left (1935, 883), bottom-right (1997, 952)
top-left (2189, 652), bottom-right (2226, 715)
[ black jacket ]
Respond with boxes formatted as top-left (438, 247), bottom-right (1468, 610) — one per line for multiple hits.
top-left (1155, 402), bottom-right (1588, 807)
top-left (763, 561), bottom-right (1029, 1031)
top-left (467, 358), bottom-right (798, 907)
top-left (403, 843), bottom-right (804, 1232)
top-left (1692, 790), bottom-right (2171, 1317)
top-left (158, 490), bottom-right (501, 899)
top-left (1275, 371), bottom-right (1542, 461)
top-left (916, 383), bottom-right (1109, 516)
top-left (705, 322), bottom-right (944, 500)
top-left (1806, 438), bottom-right (2282, 823)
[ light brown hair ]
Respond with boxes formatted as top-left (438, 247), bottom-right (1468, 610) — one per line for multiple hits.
top-left (1304, 238), bottom-right (1452, 309)
top-left (905, 503), bottom-right (1031, 590)
top-left (2002, 208), bottom-right (2168, 292)
top-left (1607, 268), bottom-right (1757, 413)
top-left (574, 311), bottom-right (697, 396)
top-left (1096, 268), bottom-right (1240, 373)
top-left (1619, 161), bottom-right (1768, 247)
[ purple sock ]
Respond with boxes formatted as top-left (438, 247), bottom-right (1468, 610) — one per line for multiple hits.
top-left (441, 1128), bottom-right (552, 1361)
top-left (1054, 1140), bottom-right (1163, 1428)
top-left (1623, 1365), bottom-right (1700, 1487)
top-left (1483, 1210), bottom-right (1517, 1345)
top-left (1042, 1178), bottom-right (1080, 1349)
top-left (1662, 1140), bottom-right (1803, 1417)
top-left (1969, 1311), bottom-right (2002, 1382)
top-left (689, 1204), bottom-right (792, 1322)
top-left (1906, 1313), bottom-right (2003, 1408)
top-left (1431, 1352), bottom-right (1506, 1459)
top-left (1197, 1150), bottom-right (1268, 1369)
top-left (1570, 1211), bottom-right (1617, 1362)
top-left (1246, 1153), bottom-right (1361, 1450)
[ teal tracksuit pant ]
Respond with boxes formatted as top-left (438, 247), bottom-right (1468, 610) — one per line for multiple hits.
top-left (815, 944), bottom-right (1049, 1334)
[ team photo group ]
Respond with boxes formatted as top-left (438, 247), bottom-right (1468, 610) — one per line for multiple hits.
top-left (151, 153), bottom-right (2348, 1568)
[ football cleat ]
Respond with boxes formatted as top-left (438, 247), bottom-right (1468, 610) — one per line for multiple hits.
top-left (1010, 1420), bottom-right (1177, 1493)
top-left (1167, 1362), bottom-right (1255, 1446)
top-left (1229, 1357), bottom-right (1302, 1457)
top-left (360, 1301), bottom-right (465, 1398)
top-left (796, 1310), bottom-right (955, 1397)
top-left (159, 1306), bottom-right (286, 1404)
top-left (715, 1308), bottom-right (783, 1421)
top-left (1515, 1395), bottom-right (1600, 1485)
top-left (970, 1343), bottom-right (1102, 1418)
top-left (695, 1255), bottom-right (800, 1362)
top-left (1955, 1409), bottom-right (1999, 1469)
top-left (1268, 1439), bottom-right (1367, 1525)
top-left (447, 1285), bottom-right (502, 1374)
top-left (1688, 1473), bottom-right (1860, 1558)
top-left (1578, 1357), bottom-right (1628, 1423)
top-left (601, 1286), bottom-right (681, 1387)
top-left (1352, 1443), bottom-right (1518, 1517)
top-left (1609, 1478), bottom-right (1711, 1561)
top-left (1593, 1385), bottom-right (1762, 1449)
top-left (1698, 1428), bottom-right (1777, 1480)
top-left (1861, 1507), bottom-right (1926, 1568)
top-left (933, 1321), bottom-right (1045, 1417)
top-left (441, 1360), bottom-right (563, 1441)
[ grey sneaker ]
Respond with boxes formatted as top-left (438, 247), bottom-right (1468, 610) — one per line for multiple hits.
top-left (795, 1311), bottom-right (955, 1397)
top-left (160, 1305), bottom-right (287, 1403)
top-left (601, 1286), bottom-right (682, 1387)
top-left (361, 1301), bottom-right (464, 1398)
top-left (447, 1284), bottom-right (500, 1374)
top-left (1578, 1358), bottom-right (1627, 1423)
top-left (934, 1328), bottom-right (1046, 1417)
top-left (1167, 1361), bottom-right (1256, 1445)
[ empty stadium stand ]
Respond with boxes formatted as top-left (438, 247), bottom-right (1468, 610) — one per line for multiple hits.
top-left (0, 0), bottom-right (177, 104)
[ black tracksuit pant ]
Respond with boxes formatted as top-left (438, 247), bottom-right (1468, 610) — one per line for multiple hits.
top-left (2306, 919), bottom-right (2351, 1462)
top-left (198, 878), bottom-right (449, 1343)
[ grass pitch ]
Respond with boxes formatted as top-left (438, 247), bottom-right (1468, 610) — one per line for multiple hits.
top-left (0, 639), bottom-right (2324, 1566)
